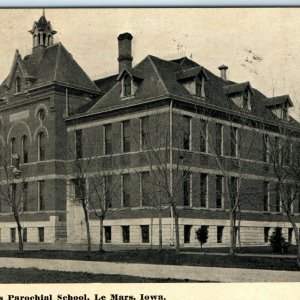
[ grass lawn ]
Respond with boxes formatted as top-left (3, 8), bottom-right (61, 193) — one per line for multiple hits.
top-left (0, 248), bottom-right (298, 271)
top-left (0, 267), bottom-right (197, 283)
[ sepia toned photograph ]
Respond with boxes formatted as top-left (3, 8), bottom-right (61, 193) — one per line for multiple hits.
top-left (0, 7), bottom-right (300, 283)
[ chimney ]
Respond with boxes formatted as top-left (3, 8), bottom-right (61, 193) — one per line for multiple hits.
top-left (118, 32), bottom-right (133, 72)
top-left (218, 64), bottom-right (228, 81)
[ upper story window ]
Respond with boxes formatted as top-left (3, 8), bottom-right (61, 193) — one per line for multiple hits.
top-left (38, 132), bottom-right (45, 161)
top-left (262, 134), bottom-right (269, 162)
top-left (104, 124), bottom-right (112, 155)
top-left (200, 120), bottom-right (207, 153)
top-left (216, 175), bottom-right (223, 208)
top-left (200, 173), bottom-right (208, 208)
top-left (122, 120), bottom-right (131, 153)
top-left (183, 171), bottom-right (191, 206)
top-left (75, 129), bottom-right (83, 159)
top-left (141, 171), bottom-right (150, 206)
top-left (38, 109), bottom-right (46, 121)
top-left (230, 127), bottom-right (238, 157)
top-left (22, 135), bottom-right (28, 164)
top-left (10, 137), bottom-right (16, 165)
top-left (140, 116), bottom-right (150, 150)
top-left (15, 77), bottom-right (21, 94)
top-left (183, 116), bottom-right (191, 150)
top-left (215, 123), bottom-right (223, 155)
top-left (73, 178), bottom-right (86, 200)
top-left (38, 180), bottom-right (45, 211)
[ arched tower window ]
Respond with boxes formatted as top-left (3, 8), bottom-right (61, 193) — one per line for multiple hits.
top-left (15, 77), bottom-right (21, 94)
top-left (124, 74), bottom-right (132, 97)
top-left (22, 135), bottom-right (28, 164)
top-left (38, 132), bottom-right (45, 161)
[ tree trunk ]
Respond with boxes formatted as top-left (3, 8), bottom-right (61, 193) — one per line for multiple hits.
top-left (158, 208), bottom-right (163, 252)
top-left (229, 210), bottom-right (235, 256)
top-left (173, 207), bottom-right (180, 254)
top-left (82, 203), bottom-right (91, 256)
top-left (99, 216), bottom-right (104, 253)
top-left (14, 212), bottom-right (23, 252)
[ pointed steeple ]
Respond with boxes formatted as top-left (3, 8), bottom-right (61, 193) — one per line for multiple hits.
top-left (29, 10), bottom-right (57, 49)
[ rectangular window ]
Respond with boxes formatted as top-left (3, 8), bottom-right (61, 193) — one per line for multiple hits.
top-left (122, 174), bottom-right (131, 207)
top-left (200, 120), bottom-right (207, 153)
top-left (38, 181), bottom-right (45, 211)
top-left (275, 183), bottom-right (281, 212)
top-left (74, 178), bottom-right (86, 200)
top-left (200, 173), bottom-right (207, 208)
top-left (23, 227), bottom-right (27, 243)
top-left (104, 176), bottom-right (112, 208)
top-left (122, 120), bottom-right (131, 153)
top-left (216, 175), bottom-right (223, 208)
top-left (104, 124), bottom-right (113, 155)
top-left (104, 226), bottom-right (111, 243)
top-left (23, 182), bottom-right (28, 212)
top-left (75, 129), bottom-right (83, 159)
top-left (230, 177), bottom-right (237, 208)
top-left (183, 171), bottom-right (191, 206)
top-left (141, 225), bottom-right (150, 243)
top-left (264, 227), bottom-right (270, 243)
top-left (141, 172), bottom-right (150, 206)
top-left (10, 228), bottom-right (16, 243)
top-left (230, 127), bottom-right (237, 157)
top-left (215, 123), bottom-right (222, 155)
top-left (184, 225), bottom-right (192, 244)
top-left (196, 82), bottom-right (202, 97)
top-left (262, 134), bottom-right (269, 162)
top-left (122, 226), bottom-right (130, 243)
top-left (274, 137), bottom-right (281, 164)
top-left (288, 228), bottom-right (293, 243)
top-left (183, 116), bottom-right (191, 150)
top-left (263, 181), bottom-right (269, 212)
top-left (141, 116), bottom-right (150, 150)
top-left (38, 227), bottom-right (44, 242)
top-left (217, 226), bottom-right (224, 243)
top-left (284, 140), bottom-right (291, 165)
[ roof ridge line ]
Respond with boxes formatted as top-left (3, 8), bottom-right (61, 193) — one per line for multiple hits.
top-left (147, 56), bottom-right (169, 95)
top-left (53, 43), bottom-right (61, 82)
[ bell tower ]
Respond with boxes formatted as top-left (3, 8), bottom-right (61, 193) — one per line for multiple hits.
top-left (29, 10), bottom-right (57, 49)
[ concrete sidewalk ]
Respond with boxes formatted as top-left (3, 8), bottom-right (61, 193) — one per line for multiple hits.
top-left (0, 257), bottom-right (299, 282)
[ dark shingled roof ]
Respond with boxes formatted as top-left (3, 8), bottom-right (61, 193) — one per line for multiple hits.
top-left (87, 55), bottom-right (300, 128)
top-left (1, 43), bottom-right (100, 94)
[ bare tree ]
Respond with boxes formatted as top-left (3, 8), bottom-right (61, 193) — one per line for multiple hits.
top-left (0, 133), bottom-right (28, 252)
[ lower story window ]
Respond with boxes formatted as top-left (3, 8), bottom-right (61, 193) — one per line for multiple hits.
top-left (141, 225), bottom-right (149, 243)
top-left (122, 226), bottom-right (130, 243)
top-left (184, 225), bottom-right (192, 244)
top-left (38, 227), bottom-right (44, 242)
top-left (217, 226), bottom-right (224, 243)
top-left (23, 228), bottom-right (27, 243)
top-left (264, 227), bottom-right (270, 243)
top-left (10, 228), bottom-right (16, 243)
top-left (104, 226), bottom-right (111, 243)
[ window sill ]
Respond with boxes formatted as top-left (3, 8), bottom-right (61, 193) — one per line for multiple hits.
top-left (121, 95), bottom-right (135, 100)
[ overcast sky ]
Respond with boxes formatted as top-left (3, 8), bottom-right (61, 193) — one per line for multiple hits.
top-left (1, 8), bottom-right (300, 118)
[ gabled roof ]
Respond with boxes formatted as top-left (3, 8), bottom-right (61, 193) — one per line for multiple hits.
top-left (224, 81), bottom-right (254, 95)
top-left (116, 67), bottom-right (144, 81)
top-left (264, 95), bottom-right (294, 108)
top-left (3, 50), bottom-right (35, 89)
top-left (1, 43), bottom-right (101, 94)
top-left (175, 66), bottom-right (209, 81)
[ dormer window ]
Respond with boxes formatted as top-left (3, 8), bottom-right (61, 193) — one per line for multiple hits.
top-left (176, 67), bottom-right (209, 98)
top-left (117, 68), bottom-right (144, 99)
top-left (224, 82), bottom-right (253, 111)
top-left (15, 77), bottom-right (21, 94)
top-left (124, 74), bottom-right (132, 97)
top-left (265, 95), bottom-right (293, 121)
